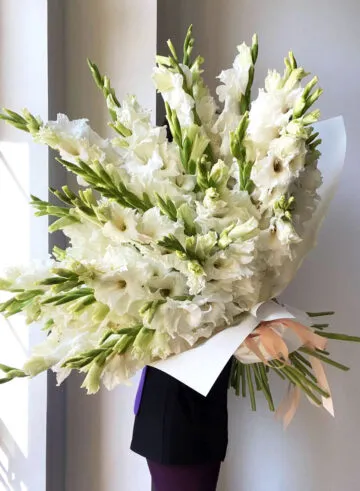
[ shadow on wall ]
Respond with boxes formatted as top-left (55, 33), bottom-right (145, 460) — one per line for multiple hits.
top-left (0, 418), bottom-right (28, 491)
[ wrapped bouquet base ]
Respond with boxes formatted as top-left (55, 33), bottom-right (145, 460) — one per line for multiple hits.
top-left (0, 26), bottom-right (358, 425)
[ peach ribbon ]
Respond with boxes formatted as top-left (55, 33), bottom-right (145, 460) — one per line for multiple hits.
top-left (244, 318), bottom-right (334, 427)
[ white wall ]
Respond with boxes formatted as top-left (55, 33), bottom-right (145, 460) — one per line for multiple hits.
top-left (0, 1), bottom-right (49, 490)
top-left (159, 1), bottom-right (360, 490)
top-left (63, 2), bottom-right (157, 490)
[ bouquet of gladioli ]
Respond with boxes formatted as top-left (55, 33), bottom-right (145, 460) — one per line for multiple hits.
top-left (0, 26), bottom-right (357, 424)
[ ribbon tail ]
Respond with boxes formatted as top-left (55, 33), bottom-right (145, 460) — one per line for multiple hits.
top-left (276, 384), bottom-right (301, 429)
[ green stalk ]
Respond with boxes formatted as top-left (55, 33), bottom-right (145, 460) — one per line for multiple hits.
top-left (299, 347), bottom-right (350, 371)
top-left (292, 351), bottom-right (312, 368)
top-left (287, 364), bottom-right (329, 398)
top-left (311, 323), bottom-right (329, 329)
top-left (315, 332), bottom-right (360, 342)
top-left (290, 355), bottom-right (317, 382)
top-left (307, 311), bottom-right (334, 317)
top-left (254, 363), bottom-right (275, 411)
top-left (252, 365), bottom-right (262, 391)
top-left (241, 362), bottom-right (246, 397)
top-left (269, 362), bottom-right (286, 380)
top-left (245, 365), bottom-right (256, 410)
top-left (271, 360), bottom-right (322, 405)
top-left (229, 358), bottom-right (237, 390)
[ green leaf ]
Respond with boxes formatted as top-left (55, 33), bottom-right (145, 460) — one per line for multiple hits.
top-left (158, 234), bottom-right (185, 254)
top-left (155, 193), bottom-right (177, 221)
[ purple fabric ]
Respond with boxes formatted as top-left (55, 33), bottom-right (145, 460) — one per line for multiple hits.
top-left (134, 367), bottom-right (147, 415)
top-left (147, 460), bottom-right (221, 491)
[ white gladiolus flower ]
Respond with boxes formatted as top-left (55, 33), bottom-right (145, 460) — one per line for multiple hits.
top-left (102, 204), bottom-right (139, 244)
top-left (115, 94), bottom-right (151, 129)
top-left (137, 207), bottom-right (180, 243)
top-left (151, 299), bottom-right (203, 344)
top-left (123, 125), bottom-right (167, 165)
top-left (148, 271), bottom-right (188, 298)
top-left (1, 259), bottom-right (54, 290)
top-left (216, 43), bottom-right (252, 110)
top-left (35, 114), bottom-right (118, 165)
top-left (102, 354), bottom-right (137, 390)
top-left (274, 219), bottom-right (301, 245)
top-left (205, 241), bottom-right (255, 281)
top-left (64, 222), bottom-right (111, 261)
top-left (248, 71), bottom-right (303, 155)
top-left (152, 66), bottom-right (195, 127)
top-left (196, 95), bottom-right (218, 127)
top-left (91, 270), bottom-right (146, 316)
top-left (251, 154), bottom-right (293, 190)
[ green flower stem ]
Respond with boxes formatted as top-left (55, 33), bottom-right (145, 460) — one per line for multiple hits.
top-left (235, 361), bottom-right (242, 396)
top-left (258, 363), bottom-right (275, 410)
top-left (253, 363), bottom-right (275, 411)
top-left (314, 331), bottom-right (360, 342)
top-left (289, 354), bottom-right (317, 382)
top-left (311, 323), bottom-right (329, 329)
top-left (270, 364), bottom-right (286, 380)
top-left (270, 360), bottom-right (322, 405)
top-left (307, 311), bottom-right (335, 317)
top-left (252, 365), bottom-right (262, 391)
top-left (229, 357), bottom-right (237, 389)
top-left (287, 363), bottom-right (329, 398)
top-left (299, 347), bottom-right (350, 371)
top-left (241, 362), bottom-right (246, 397)
top-left (291, 351), bottom-right (312, 368)
top-left (245, 364), bottom-right (256, 410)
top-left (315, 347), bottom-right (330, 356)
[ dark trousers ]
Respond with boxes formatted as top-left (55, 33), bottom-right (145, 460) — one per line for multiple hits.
top-left (148, 459), bottom-right (221, 491)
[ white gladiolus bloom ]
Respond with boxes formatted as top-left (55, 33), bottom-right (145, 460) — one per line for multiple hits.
top-left (115, 94), bottom-right (151, 129)
top-left (35, 114), bottom-right (118, 165)
top-left (248, 71), bottom-right (303, 155)
top-left (137, 207), bottom-right (180, 243)
top-left (216, 43), bottom-right (253, 110)
top-left (251, 154), bottom-right (293, 190)
top-left (102, 353), bottom-right (137, 390)
top-left (152, 66), bottom-right (195, 127)
top-left (151, 299), bottom-right (203, 344)
top-left (205, 241), bottom-right (255, 281)
top-left (91, 270), bottom-right (146, 316)
top-left (64, 222), bottom-right (111, 261)
top-left (148, 271), bottom-right (188, 298)
top-left (102, 204), bottom-right (139, 244)
top-left (1, 259), bottom-right (54, 290)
